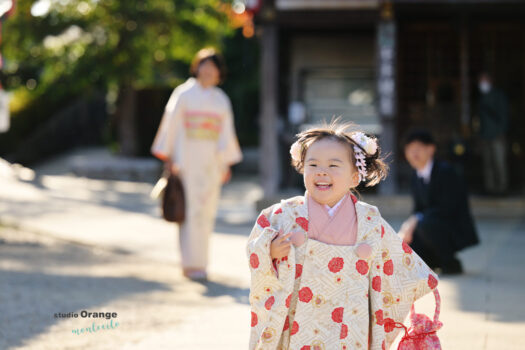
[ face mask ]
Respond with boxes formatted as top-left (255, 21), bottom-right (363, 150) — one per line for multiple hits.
top-left (479, 81), bottom-right (491, 93)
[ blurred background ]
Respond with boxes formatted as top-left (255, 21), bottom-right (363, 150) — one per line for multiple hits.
top-left (1, 1), bottom-right (524, 349)
top-left (1, 0), bottom-right (525, 196)
top-left (0, 0), bottom-right (259, 167)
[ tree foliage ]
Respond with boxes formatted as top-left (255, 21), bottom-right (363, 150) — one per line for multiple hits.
top-left (2, 0), bottom-right (233, 106)
top-left (1, 0), bottom-right (258, 158)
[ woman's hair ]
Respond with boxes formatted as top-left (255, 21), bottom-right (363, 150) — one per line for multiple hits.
top-left (189, 47), bottom-right (226, 83)
top-left (291, 120), bottom-right (389, 187)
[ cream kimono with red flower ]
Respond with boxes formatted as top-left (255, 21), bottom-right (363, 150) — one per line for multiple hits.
top-left (152, 78), bottom-right (242, 270)
top-left (247, 195), bottom-right (439, 350)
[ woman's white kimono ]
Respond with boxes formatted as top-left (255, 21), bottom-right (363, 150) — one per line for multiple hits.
top-left (247, 195), bottom-right (439, 350)
top-left (152, 78), bottom-right (242, 270)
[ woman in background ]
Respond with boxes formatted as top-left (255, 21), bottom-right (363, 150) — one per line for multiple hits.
top-left (152, 48), bottom-right (242, 280)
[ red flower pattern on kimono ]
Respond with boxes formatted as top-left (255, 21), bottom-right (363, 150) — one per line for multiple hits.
top-left (296, 264), bottom-right (303, 279)
top-left (249, 253), bottom-right (259, 269)
top-left (300, 346), bottom-right (311, 350)
top-left (402, 241), bottom-right (413, 254)
top-left (383, 259), bottom-right (394, 275)
top-left (298, 287), bottom-right (313, 303)
top-left (251, 312), bottom-right (258, 327)
top-left (340, 323), bottom-right (348, 339)
top-left (283, 316), bottom-right (290, 331)
top-left (372, 276), bottom-right (382, 292)
top-left (375, 309), bottom-right (384, 325)
top-left (295, 217), bottom-right (309, 231)
top-left (331, 307), bottom-right (344, 323)
top-left (274, 207), bottom-right (282, 214)
top-left (381, 225), bottom-right (385, 238)
top-left (257, 214), bottom-right (270, 228)
top-left (383, 318), bottom-right (396, 333)
top-left (356, 260), bottom-right (369, 275)
top-left (291, 321), bottom-right (299, 335)
top-left (286, 293), bottom-right (292, 308)
top-left (328, 257), bottom-right (344, 273)
top-left (265, 296), bottom-right (275, 310)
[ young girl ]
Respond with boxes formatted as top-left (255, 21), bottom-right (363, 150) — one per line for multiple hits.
top-left (247, 123), bottom-right (439, 350)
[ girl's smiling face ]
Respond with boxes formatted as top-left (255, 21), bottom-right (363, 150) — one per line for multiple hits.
top-left (303, 138), bottom-right (360, 207)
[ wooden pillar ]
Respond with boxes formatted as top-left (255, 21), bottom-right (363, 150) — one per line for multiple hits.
top-left (460, 17), bottom-right (470, 131)
top-left (117, 85), bottom-right (137, 156)
top-left (377, 5), bottom-right (398, 195)
top-left (259, 22), bottom-right (280, 196)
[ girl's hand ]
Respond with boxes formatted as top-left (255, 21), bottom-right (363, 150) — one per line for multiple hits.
top-left (165, 161), bottom-right (180, 175)
top-left (221, 167), bottom-right (232, 184)
top-left (399, 215), bottom-right (418, 244)
top-left (270, 231), bottom-right (292, 261)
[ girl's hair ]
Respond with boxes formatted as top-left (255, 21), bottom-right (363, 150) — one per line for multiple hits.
top-left (189, 47), bottom-right (227, 83)
top-left (291, 120), bottom-right (389, 187)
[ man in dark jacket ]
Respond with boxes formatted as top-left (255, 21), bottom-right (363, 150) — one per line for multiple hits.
top-left (399, 130), bottom-right (479, 274)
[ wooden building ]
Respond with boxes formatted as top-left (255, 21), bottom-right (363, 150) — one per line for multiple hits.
top-left (249, 0), bottom-right (525, 195)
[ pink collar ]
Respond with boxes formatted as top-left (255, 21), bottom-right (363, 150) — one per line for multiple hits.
top-left (307, 193), bottom-right (358, 246)
top-left (324, 195), bottom-right (347, 217)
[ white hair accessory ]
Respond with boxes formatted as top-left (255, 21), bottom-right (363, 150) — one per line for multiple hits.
top-left (290, 141), bottom-right (302, 163)
top-left (351, 132), bottom-right (378, 183)
top-left (353, 145), bottom-right (367, 183)
top-left (351, 132), bottom-right (378, 155)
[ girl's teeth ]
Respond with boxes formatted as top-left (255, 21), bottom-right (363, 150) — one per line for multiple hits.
top-left (316, 184), bottom-right (331, 190)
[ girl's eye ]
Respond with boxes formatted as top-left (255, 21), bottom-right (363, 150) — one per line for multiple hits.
top-left (329, 164), bottom-right (338, 168)
top-left (309, 164), bottom-right (317, 167)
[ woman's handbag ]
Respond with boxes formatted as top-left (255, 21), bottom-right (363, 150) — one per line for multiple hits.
top-left (163, 172), bottom-right (185, 223)
top-left (151, 171), bottom-right (185, 223)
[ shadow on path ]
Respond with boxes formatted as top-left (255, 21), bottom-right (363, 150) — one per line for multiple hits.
top-left (0, 269), bottom-right (171, 349)
top-left (0, 233), bottom-right (171, 349)
top-left (200, 279), bottom-right (250, 305)
top-left (451, 218), bottom-right (525, 323)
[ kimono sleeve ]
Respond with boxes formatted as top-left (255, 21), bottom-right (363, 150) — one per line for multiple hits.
top-left (247, 208), bottom-right (294, 350)
top-left (369, 217), bottom-right (439, 350)
top-left (151, 88), bottom-right (186, 163)
top-left (217, 97), bottom-right (242, 169)
top-left (246, 209), bottom-right (280, 287)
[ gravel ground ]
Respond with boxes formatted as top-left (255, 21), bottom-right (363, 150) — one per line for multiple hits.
top-left (0, 227), bottom-right (250, 350)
